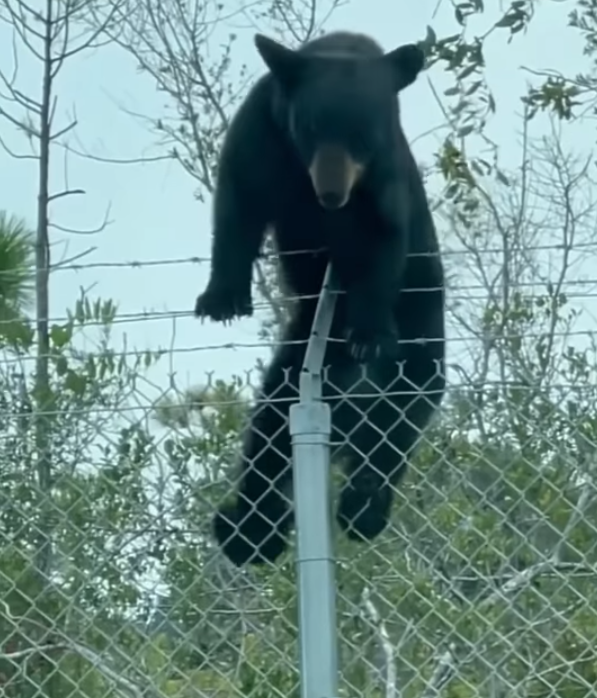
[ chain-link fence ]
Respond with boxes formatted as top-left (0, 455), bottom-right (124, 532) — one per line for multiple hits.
top-left (2, 194), bottom-right (597, 698)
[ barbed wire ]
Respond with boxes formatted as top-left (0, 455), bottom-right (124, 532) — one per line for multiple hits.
top-left (0, 237), bottom-right (596, 278)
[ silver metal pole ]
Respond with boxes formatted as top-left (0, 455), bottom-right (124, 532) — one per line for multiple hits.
top-left (289, 264), bottom-right (338, 698)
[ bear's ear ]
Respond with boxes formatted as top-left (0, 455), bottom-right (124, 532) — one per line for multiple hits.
top-left (255, 34), bottom-right (305, 88)
top-left (383, 43), bottom-right (426, 92)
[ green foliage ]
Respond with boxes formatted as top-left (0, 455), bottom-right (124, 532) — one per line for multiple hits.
top-left (0, 211), bottom-right (35, 348)
top-left (0, 211), bottom-right (34, 309)
top-left (0, 282), bottom-right (170, 696)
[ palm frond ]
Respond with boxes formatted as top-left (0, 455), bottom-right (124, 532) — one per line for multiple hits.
top-left (0, 211), bottom-right (35, 313)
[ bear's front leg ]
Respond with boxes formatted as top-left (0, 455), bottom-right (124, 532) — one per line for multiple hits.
top-left (195, 174), bottom-right (269, 324)
top-left (342, 179), bottom-right (410, 361)
top-left (343, 269), bottom-right (399, 362)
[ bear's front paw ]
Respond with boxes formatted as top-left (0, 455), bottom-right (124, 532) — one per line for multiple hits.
top-left (344, 326), bottom-right (397, 362)
top-left (344, 294), bottom-right (398, 361)
top-left (195, 281), bottom-right (253, 324)
top-left (344, 315), bottom-right (398, 362)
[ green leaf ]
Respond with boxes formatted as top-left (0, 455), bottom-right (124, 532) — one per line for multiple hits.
top-left (65, 369), bottom-right (87, 396)
top-left (458, 63), bottom-right (478, 80)
top-left (495, 13), bottom-right (516, 27)
top-left (55, 355), bottom-right (68, 376)
top-left (457, 124), bottom-right (475, 137)
top-left (50, 323), bottom-right (73, 349)
top-left (496, 169), bottom-right (510, 185)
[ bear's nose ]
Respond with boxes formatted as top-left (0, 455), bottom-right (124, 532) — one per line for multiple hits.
top-left (318, 192), bottom-right (345, 210)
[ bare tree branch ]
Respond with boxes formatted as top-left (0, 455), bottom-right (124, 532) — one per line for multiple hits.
top-left (421, 645), bottom-right (457, 698)
top-left (361, 586), bottom-right (398, 698)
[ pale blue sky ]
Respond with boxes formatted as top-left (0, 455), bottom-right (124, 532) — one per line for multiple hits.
top-left (0, 0), bottom-right (594, 410)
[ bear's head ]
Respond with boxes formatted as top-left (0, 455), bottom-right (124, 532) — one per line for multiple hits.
top-left (255, 33), bottom-right (425, 210)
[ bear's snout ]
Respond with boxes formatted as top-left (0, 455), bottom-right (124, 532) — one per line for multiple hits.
top-left (308, 144), bottom-right (363, 210)
top-left (318, 191), bottom-right (345, 209)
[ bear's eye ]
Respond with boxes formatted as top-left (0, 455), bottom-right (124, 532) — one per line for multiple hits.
top-left (290, 107), bottom-right (317, 144)
top-left (353, 123), bottom-right (385, 155)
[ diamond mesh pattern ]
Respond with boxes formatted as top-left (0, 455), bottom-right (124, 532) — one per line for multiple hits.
top-left (3, 335), bottom-right (596, 698)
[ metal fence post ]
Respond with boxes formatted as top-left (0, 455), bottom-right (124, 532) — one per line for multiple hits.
top-left (289, 264), bottom-right (338, 698)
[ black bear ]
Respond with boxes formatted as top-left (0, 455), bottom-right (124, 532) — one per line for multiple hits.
top-left (195, 31), bottom-right (446, 566)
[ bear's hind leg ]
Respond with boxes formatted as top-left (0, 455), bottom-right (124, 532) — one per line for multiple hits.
top-left (334, 337), bottom-right (445, 542)
top-left (213, 311), bottom-right (312, 566)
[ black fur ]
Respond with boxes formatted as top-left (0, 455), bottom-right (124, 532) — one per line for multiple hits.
top-left (195, 31), bottom-right (446, 566)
